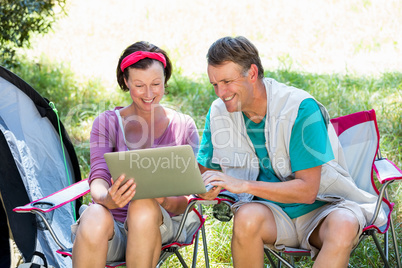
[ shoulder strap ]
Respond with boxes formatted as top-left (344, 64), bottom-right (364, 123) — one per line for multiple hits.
top-left (114, 109), bottom-right (129, 150)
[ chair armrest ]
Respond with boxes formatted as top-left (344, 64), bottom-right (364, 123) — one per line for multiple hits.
top-left (367, 158), bottom-right (400, 227)
top-left (189, 190), bottom-right (238, 206)
top-left (189, 197), bottom-right (219, 206)
top-left (190, 194), bottom-right (237, 223)
top-left (13, 179), bottom-right (90, 214)
top-left (12, 179), bottom-right (89, 251)
top-left (374, 158), bottom-right (402, 184)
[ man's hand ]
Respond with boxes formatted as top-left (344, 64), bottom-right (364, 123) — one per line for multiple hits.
top-left (197, 170), bottom-right (247, 200)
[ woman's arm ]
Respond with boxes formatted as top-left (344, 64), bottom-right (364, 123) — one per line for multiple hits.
top-left (155, 195), bottom-right (191, 215)
top-left (90, 176), bottom-right (136, 209)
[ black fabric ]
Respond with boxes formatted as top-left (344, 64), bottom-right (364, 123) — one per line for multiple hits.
top-left (0, 202), bottom-right (11, 268)
top-left (0, 66), bottom-right (82, 214)
top-left (0, 129), bottom-right (36, 262)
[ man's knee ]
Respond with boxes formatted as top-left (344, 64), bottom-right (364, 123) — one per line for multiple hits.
top-left (321, 210), bottom-right (360, 248)
top-left (233, 203), bottom-right (275, 237)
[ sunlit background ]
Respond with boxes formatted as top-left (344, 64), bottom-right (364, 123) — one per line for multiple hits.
top-left (9, 1), bottom-right (401, 267)
top-left (23, 0), bottom-right (402, 89)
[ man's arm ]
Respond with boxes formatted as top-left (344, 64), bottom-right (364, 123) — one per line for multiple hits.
top-left (244, 165), bottom-right (321, 204)
top-left (202, 165), bottom-right (322, 204)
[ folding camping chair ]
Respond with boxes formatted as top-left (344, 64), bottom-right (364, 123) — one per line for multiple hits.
top-left (209, 109), bottom-right (401, 268)
top-left (261, 109), bottom-right (402, 268)
top-left (13, 179), bottom-right (215, 268)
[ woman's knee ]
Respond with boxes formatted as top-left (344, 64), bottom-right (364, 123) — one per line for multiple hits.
top-left (127, 199), bottom-right (162, 227)
top-left (76, 204), bottom-right (114, 241)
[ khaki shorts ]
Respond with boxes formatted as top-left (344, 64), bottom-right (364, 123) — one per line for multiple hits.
top-left (233, 199), bottom-right (366, 259)
top-left (71, 205), bottom-right (201, 263)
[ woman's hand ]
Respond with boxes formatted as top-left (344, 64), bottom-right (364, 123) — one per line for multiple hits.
top-left (197, 184), bottom-right (221, 200)
top-left (91, 175), bottom-right (136, 210)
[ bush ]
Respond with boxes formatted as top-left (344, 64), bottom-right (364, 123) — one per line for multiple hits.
top-left (0, 0), bottom-right (66, 67)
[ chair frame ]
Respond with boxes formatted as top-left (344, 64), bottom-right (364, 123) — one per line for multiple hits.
top-left (261, 110), bottom-right (402, 268)
top-left (14, 181), bottom-right (215, 268)
top-left (263, 166), bottom-right (401, 268)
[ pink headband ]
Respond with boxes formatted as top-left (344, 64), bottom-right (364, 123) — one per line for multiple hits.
top-left (120, 51), bottom-right (167, 72)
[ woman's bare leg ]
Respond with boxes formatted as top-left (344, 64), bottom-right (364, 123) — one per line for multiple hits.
top-left (72, 204), bottom-right (115, 268)
top-left (125, 199), bottom-right (163, 268)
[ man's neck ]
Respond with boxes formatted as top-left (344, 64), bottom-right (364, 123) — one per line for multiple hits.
top-left (243, 79), bottom-right (267, 123)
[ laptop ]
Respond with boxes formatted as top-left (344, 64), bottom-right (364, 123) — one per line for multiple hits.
top-left (104, 145), bottom-right (207, 200)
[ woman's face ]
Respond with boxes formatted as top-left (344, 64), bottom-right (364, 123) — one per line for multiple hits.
top-left (124, 61), bottom-right (165, 112)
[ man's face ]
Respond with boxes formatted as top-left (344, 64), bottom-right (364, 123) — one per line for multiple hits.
top-left (207, 61), bottom-right (252, 113)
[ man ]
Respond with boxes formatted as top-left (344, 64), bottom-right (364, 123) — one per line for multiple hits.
top-left (197, 36), bottom-right (386, 267)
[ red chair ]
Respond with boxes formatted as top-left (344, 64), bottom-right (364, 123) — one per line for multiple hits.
top-left (14, 179), bottom-right (211, 268)
top-left (262, 110), bottom-right (401, 267)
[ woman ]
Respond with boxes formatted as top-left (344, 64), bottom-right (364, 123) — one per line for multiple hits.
top-left (71, 41), bottom-right (200, 267)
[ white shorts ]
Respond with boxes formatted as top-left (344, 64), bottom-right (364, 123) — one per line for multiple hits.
top-left (233, 199), bottom-right (366, 259)
top-left (71, 205), bottom-right (201, 263)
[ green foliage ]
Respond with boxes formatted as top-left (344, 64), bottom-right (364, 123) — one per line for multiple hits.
top-left (10, 57), bottom-right (130, 177)
top-left (10, 57), bottom-right (402, 267)
top-left (163, 66), bottom-right (216, 130)
top-left (265, 70), bottom-right (402, 168)
top-left (0, 0), bottom-right (66, 67)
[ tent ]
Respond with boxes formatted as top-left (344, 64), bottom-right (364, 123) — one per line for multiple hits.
top-left (0, 66), bottom-right (82, 267)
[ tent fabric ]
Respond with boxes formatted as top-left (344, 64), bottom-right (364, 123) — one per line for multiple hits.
top-left (0, 125), bottom-right (36, 266)
top-left (0, 66), bottom-right (82, 268)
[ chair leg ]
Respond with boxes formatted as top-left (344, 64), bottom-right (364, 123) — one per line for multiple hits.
top-left (174, 250), bottom-right (189, 268)
top-left (191, 227), bottom-right (199, 268)
top-left (290, 255), bottom-right (295, 266)
top-left (194, 204), bottom-right (210, 268)
top-left (388, 214), bottom-right (401, 268)
top-left (278, 252), bottom-right (282, 268)
top-left (384, 228), bottom-right (389, 261)
top-left (201, 223), bottom-right (210, 268)
top-left (157, 251), bottom-right (173, 268)
top-left (264, 248), bottom-right (278, 268)
top-left (371, 232), bottom-right (390, 268)
top-left (264, 248), bottom-right (295, 268)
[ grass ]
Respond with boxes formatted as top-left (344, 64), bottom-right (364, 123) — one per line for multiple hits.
top-left (10, 57), bottom-right (402, 267)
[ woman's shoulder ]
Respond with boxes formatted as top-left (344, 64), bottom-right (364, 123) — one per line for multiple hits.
top-left (91, 107), bottom-right (123, 131)
top-left (95, 107), bottom-right (122, 120)
top-left (161, 107), bottom-right (199, 147)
